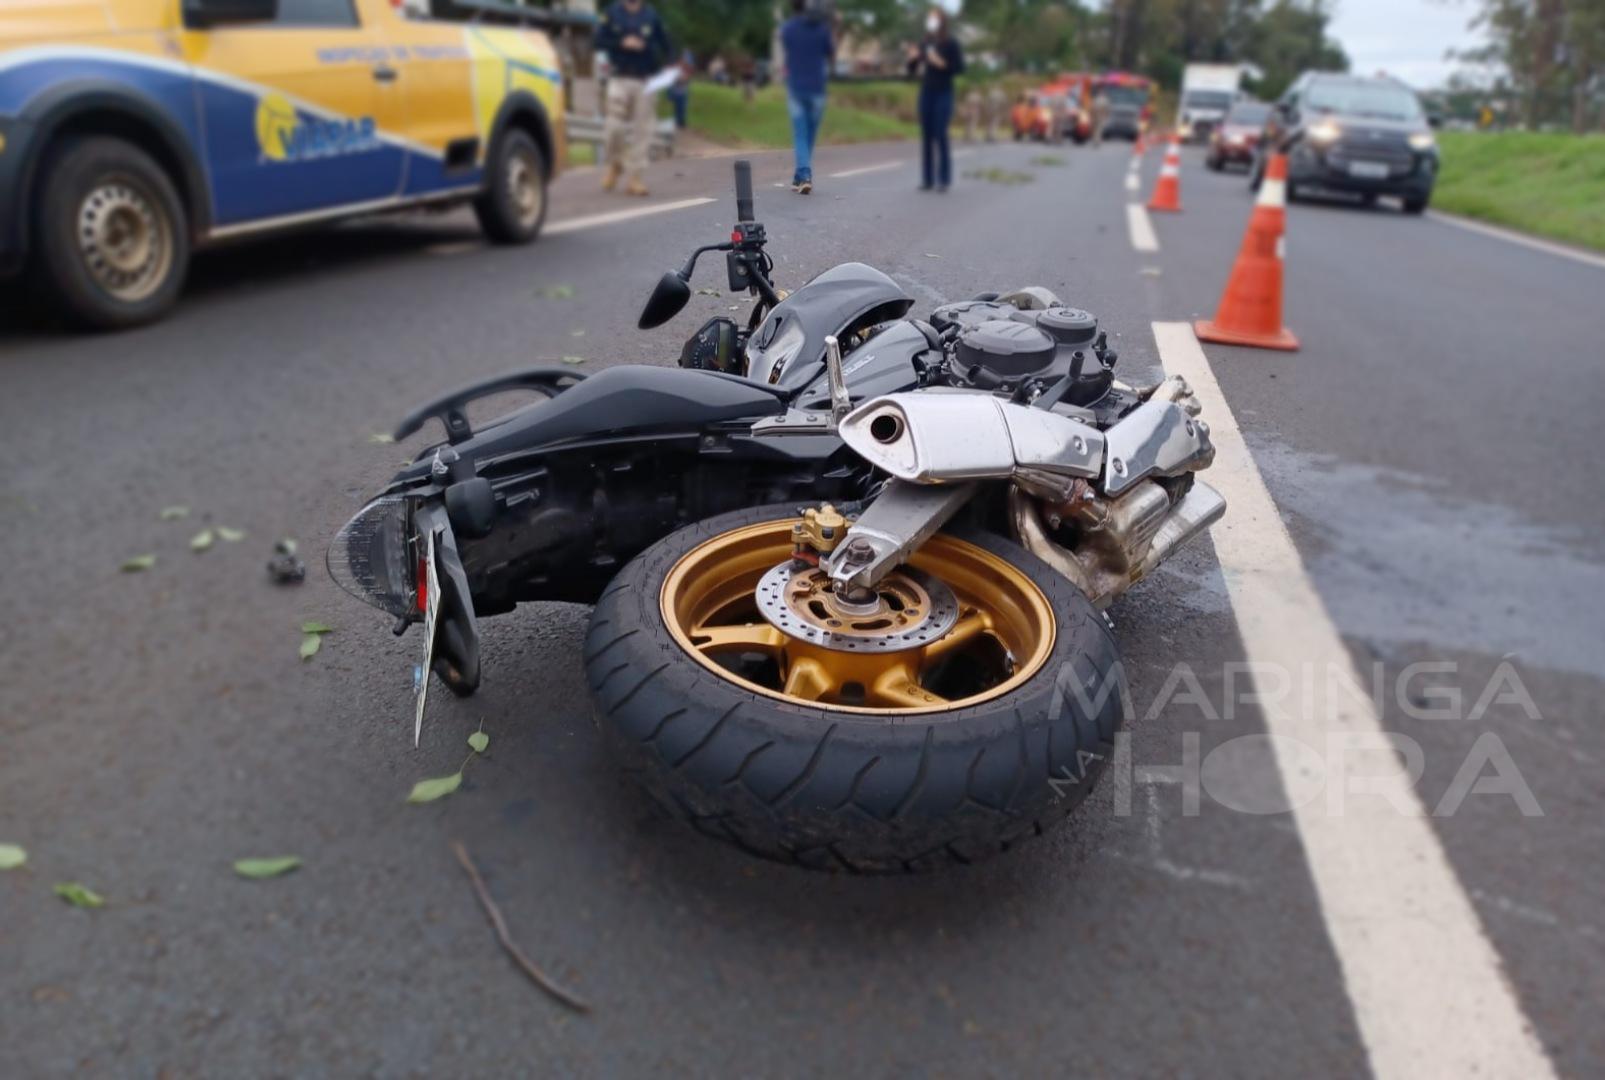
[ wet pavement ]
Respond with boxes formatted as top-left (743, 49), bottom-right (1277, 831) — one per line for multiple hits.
top-left (2, 138), bottom-right (1600, 1076)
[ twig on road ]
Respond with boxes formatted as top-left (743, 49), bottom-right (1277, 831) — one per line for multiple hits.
top-left (451, 839), bottom-right (591, 1013)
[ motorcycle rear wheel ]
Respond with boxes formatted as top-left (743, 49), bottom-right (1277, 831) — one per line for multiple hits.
top-left (584, 505), bottom-right (1125, 872)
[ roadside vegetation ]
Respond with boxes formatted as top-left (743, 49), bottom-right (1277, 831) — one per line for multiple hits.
top-left (673, 81), bottom-right (916, 149)
top-left (1434, 132), bottom-right (1605, 252)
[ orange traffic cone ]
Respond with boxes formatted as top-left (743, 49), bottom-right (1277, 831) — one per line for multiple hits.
top-left (1133, 132), bottom-right (1146, 157)
top-left (1146, 135), bottom-right (1182, 212)
top-left (1194, 152), bottom-right (1299, 351)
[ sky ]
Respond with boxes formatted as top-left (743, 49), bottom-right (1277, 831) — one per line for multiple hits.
top-left (1328, 0), bottom-right (1486, 89)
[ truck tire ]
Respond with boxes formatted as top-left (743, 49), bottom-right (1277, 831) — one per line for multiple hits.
top-left (474, 129), bottom-right (547, 244)
top-left (1402, 192), bottom-right (1430, 215)
top-left (33, 135), bottom-right (189, 330)
top-left (584, 504), bottom-right (1126, 873)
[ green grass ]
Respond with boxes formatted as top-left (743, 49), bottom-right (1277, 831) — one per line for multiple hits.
top-left (674, 81), bottom-right (917, 149)
top-left (1434, 132), bottom-right (1605, 252)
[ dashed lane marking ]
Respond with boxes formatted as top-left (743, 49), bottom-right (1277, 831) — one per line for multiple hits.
top-left (544, 197), bottom-right (717, 237)
top-left (1127, 203), bottom-right (1158, 253)
top-left (829, 161), bottom-right (903, 179)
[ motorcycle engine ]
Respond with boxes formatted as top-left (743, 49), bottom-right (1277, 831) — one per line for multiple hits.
top-left (932, 299), bottom-right (1115, 407)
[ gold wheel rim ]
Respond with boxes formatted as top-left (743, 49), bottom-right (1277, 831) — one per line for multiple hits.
top-left (661, 519), bottom-right (1056, 715)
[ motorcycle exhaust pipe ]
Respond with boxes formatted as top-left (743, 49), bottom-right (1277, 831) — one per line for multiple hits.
top-left (1010, 481), bottom-right (1226, 609)
top-left (1135, 482), bottom-right (1227, 580)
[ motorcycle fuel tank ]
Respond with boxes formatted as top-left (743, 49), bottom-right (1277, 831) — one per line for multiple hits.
top-left (745, 262), bottom-right (914, 390)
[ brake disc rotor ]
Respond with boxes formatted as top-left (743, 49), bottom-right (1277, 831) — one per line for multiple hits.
top-left (753, 560), bottom-right (960, 653)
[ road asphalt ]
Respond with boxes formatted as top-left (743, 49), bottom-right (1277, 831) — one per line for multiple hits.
top-left (2, 137), bottom-right (1600, 1077)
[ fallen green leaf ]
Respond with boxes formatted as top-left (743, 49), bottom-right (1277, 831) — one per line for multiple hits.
top-left (120, 554), bottom-right (157, 573)
top-left (233, 856), bottom-right (302, 879)
top-left (54, 882), bottom-right (105, 908)
top-left (277, 538), bottom-right (299, 556)
top-left (561, 355), bottom-right (587, 365)
top-left (301, 620), bottom-right (335, 635)
top-left (367, 432), bottom-right (396, 444)
top-left (541, 284), bottom-right (575, 300)
top-left (0, 844), bottom-right (26, 870)
top-left (695, 287), bottom-right (722, 297)
top-left (299, 633), bottom-right (323, 661)
top-left (159, 506), bottom-right (190, 521)
top-left (468, 731), bottom-right (489, 754)
top-left (190, 528), bottom-right (216, 552)
top-left (407, 772), bottom-right (463, 804)
top-left (217, 526), bottom-right (246, 543)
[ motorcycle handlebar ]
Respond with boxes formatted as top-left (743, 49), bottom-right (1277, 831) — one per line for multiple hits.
top-left (734, 160), bottom-right (754, 223)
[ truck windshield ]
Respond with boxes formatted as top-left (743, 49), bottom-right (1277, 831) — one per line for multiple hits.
top-left (1184, 90), bottom-right (1234, 111)
top-left (1306, 82), bottom-right (1422, 121)
top-left (1103, 86), bottom-right (1148, 107)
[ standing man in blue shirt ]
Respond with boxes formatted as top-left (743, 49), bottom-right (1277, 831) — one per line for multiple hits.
top-left (780, 0), bottom-right (836, 195)
top-left (596, 0), bottom-right (675, 197)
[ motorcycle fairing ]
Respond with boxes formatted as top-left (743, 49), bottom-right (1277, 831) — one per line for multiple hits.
top-left (745, 262), bottom-right (914, 390)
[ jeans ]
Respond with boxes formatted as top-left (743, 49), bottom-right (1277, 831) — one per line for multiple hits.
top-left (787, 91), bottom-right (827, 183)
top-left (666, 84), bottom-right (688, 129)
top-left (919, 87), bottom-right (955, 188)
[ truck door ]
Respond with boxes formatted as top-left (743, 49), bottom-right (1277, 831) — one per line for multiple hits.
top-left (181, 0), bottom-right (405, 230)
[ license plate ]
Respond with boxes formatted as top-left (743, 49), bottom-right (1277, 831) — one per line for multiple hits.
top-left (1348, 161), bottom-right (1389, 180)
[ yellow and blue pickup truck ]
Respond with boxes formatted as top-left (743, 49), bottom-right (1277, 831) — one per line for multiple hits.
top-left (0, 0), bottom-right (566, 328)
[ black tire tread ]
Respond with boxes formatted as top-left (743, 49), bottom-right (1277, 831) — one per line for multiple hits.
top-left (584, 504), bottom-right (1124, 873)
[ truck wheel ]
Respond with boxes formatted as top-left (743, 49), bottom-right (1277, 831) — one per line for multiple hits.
top-left (584, 505), bottom-right (1125, 873)
top-left (474, 129), bottom-right (547, 244)
top-left (34, 135), bottom-right (188, 330)
top-left (1402, 193), bottom-right (1430, 215)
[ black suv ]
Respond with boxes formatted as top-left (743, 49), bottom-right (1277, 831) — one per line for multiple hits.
top-left (1253, 72), bottom-right (1439, 213)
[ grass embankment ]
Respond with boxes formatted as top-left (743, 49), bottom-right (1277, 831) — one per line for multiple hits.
top-left (1434, 132), bottom-right (1605, 252)
top-left (676, 80), bottom-right (917, 148)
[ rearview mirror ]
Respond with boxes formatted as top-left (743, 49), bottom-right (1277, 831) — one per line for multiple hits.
top-left (638, 270), bottom-right (691, 330)
top-left (183, 0), bottom-right (277, 28)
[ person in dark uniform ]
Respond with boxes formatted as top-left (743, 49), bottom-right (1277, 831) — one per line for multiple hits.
top-left (906, 6), bottom-right (965, 192)
top-left (595, 0), bottom-right (674, 196)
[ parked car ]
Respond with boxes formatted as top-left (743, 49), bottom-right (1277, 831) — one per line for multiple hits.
top-left (0, 0), bottom-right (566, 329)
top-left (1252, 72), bottom-right (1438, 213)
top-left (1206, 100), bottom-right (1270, 170)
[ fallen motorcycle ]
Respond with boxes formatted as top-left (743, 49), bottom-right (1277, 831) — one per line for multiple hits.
top-left (331, 162), bottom-right (1225, 872)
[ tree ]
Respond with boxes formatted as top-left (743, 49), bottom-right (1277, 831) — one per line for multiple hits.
top-left (962, 0), bottom-right (1088, 72)
top-left (653, 0), bottom-right (774, 63)
top-left (1240, 0), bottom-right (1348, 99)
top-left (1465, 0), bottom-right (1605, 130)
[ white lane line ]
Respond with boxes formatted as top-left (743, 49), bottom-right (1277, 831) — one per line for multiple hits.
top-left (829, 161), bottom-right (903, 179)
top-left (1125, 171), bottom-right (1140, 192)
top-left (545, 197), bottom-right (716, 237)
top-left (1151, 320), bottom-right (1556, 1080)
top-left (1127, 203), bottom-right (1159, 253)
top-left (1427, 211), bottom-right (1605, 271)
